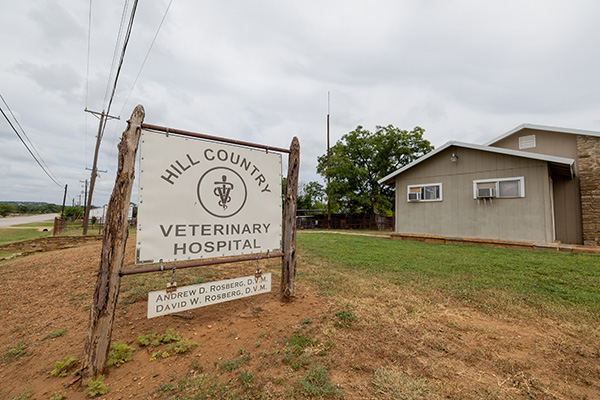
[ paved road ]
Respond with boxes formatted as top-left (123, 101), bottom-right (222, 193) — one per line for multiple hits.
top-left (0, 213), bottom-right (58, 228)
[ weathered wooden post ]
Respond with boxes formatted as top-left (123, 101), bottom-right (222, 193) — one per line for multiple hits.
top-left (81, 105), bottom-right (145, 379)
top-left (281, 136), bottom-right (299, 302)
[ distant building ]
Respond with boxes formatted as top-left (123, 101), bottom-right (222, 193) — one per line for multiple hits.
top-left (379, 124), bottom-right (600, 246)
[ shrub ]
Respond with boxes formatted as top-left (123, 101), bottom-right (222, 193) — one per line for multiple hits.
top-left (85, 375), bottom-right (109, 397)
top-left (106, 342), bottom-right (134, 367)
top-left (51, 357), bottom-right (79, 377)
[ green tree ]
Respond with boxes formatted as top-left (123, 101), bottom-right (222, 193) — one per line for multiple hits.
top-left (297, 181), bottom-right (325, 210)
top-left (317, 125), bottom-right (433, 216)
top-left (0, 203), bottom-right (17, 217)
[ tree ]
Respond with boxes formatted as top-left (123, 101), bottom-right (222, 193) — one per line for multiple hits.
top-left (297, 181), bottom-right (325, 210)
top-left (0, 203), bottom-right (17, 217)
top-left (317, 125), bottom-right (433, 216)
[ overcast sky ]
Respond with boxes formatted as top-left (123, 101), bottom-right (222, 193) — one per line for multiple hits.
top-left (1, 0), bottom-right (599, 206)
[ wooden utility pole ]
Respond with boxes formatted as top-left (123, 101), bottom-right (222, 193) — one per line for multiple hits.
top-left (61, 184), bottom-right (68, 217)
top-left (81, 105), bottom-right (144, 380)
top-left (281, 136), bottom-right (299, 302)
top-left (82, 109), bottom-right (119, 235)
top-left (80, 180), bottom-right (88, 213)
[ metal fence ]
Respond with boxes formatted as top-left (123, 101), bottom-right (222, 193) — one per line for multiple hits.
top-left (297, 212), bottom-right (394, 231)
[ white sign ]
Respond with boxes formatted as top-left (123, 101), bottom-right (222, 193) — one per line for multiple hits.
top-left (136, 131), bottom-right (282, 264)
top-left (147, 273), bottom-right (271, 318)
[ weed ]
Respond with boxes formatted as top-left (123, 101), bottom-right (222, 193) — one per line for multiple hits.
top-left (136, 333), bottom-right (156, 347)
top-left (150, 350), bottom-right (170, 361)
top-left (334, 310), bottom-right (357, 327)
top-left (157, 382), bottom-right (174, 393)
top-left (9, 385), bottom-right (32, 400)
top-left (4, 341), bottom-right (31, 361)
top-left (42, 328), bottom-right (68, 340)
top-left (168, 338), bottom-right (199, 354)
top-left (51, 357), bottom-right (79, 377)
top-left (288, 332), bottom-right (316, 356)
top-left (255, 340), bottom-right (261, 347)
top-left (297, 364), bottom-right (343, 398)
top-left (50, 391), bottom-right (67, 400)
top-left (160, 327), bottom-right (181, 344)
top-left (106, 341), bottom-right (134, 367)
top-left (166, 373), bottom-right (230, 398)
top-left (191, 359), bottom-right (204, 373)
top-left (290, 353), bottom-right (311, 371)
top-left (300, 317), bottom-right (313, 326)
top-left (220, 355), bottom-right (249, 371)
top-left (85, 375), bottom-right (109, 397)
top-left (238, 347), bottom-right (245, 355)
top-left (239, 369), bottom-right (254, 389)
top-left (251, 306), bottom-right (263, 315)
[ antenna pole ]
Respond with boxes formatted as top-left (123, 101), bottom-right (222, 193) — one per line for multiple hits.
top-left (327, 92), bottom-right (331, 228)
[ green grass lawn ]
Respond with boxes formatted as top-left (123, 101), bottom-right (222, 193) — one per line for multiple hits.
top-left (13, 221), bottom-right (55, 227)
top-left (298, 232), bottom-right (600, 322)
top-left (0, 228), bottom-right (52, 245)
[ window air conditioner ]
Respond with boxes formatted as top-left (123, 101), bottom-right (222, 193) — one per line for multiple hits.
top-left (477, 187), bottom-right (495, 198)
top-left (408, 192), bottom-right (421, 201)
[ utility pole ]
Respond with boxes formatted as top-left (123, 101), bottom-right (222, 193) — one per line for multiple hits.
top-left (82, 109), bottom-right (119, 235)
top-left (327, 91), bottom-right (331, 229)
top-left (80, 179), bottom-right (88, 213)
top-left (61, 184), bottom-right (68, 217)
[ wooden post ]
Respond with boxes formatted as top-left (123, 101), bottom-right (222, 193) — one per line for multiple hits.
top-left (281, 136), bottom-right (299, 302)
top-left (81, 105), bottom-right (145, 380)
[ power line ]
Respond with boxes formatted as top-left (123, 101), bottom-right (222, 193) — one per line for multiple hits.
top-left (0, 94), bottom-right (61, 185)
top-left (0, 96), bottom-right (63, 188)
top-left (109, 0), bottom-right (173, 160)
top-left (83, 0), bottom-right (139, 235)
top-left (118, 0), bottom-right (173, 118)
top-left (103, 0), bottom-right (131, 109)
top-left (85, 0), bottom-right (93, 168)
top-left (105, 0), bottom-right (139, 117)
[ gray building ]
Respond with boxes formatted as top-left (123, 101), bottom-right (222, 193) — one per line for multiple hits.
top-left (379, 124), bottom-right (600, 246)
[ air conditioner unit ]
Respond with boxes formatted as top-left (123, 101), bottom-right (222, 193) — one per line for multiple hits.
top-left (477, 187), bottom-right (495, 198)
top-left (408, 192), bottom-right (421, 201)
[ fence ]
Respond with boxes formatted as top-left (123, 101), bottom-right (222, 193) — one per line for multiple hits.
top-left (297, 212), bottom-right (394, 231)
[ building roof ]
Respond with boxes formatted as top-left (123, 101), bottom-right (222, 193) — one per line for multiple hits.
top-left (485, 123), bottom-right (600, 146)
top-left (378, 140), bottom-right (575, 185)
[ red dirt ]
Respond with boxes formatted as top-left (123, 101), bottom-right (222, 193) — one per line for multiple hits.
top-left (1, 236), bottom-right (599, 399)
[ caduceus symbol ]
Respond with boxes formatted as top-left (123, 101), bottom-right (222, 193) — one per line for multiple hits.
top-left (214, 175), bottom-right (234, 210)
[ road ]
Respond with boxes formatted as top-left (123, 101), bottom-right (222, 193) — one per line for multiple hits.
top-left (0, 213), bottom-right (58, 228)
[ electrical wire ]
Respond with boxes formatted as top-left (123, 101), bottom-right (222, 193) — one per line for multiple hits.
top-left (0, 94), bottom-right (60, 185)
top-left (118, 0), bottom-right (173, 118)
top-left (108, 0), bottom-right (173, 161)
top-left (105, 0), bottom-right (139, 117)
top-left (103, 0), bottom-right (131, 109)
top-left (85, 0), bottom-right (93, 168)
top-left (0, 98), bottom-right (63, 188)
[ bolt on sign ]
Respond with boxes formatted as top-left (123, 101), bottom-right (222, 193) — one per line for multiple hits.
top-left (136, 131), bottom-right (282, 264)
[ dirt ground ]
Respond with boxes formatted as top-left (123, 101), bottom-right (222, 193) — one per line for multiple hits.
top-left (1, 237), bottom-right (599, 399)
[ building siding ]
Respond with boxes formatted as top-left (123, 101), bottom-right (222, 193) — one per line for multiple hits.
top-left (492, 128), bottom-right (583, 244)
top-left (394, 147), bottom-right (554, 243)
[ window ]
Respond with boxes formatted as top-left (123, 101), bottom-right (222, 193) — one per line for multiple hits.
top-left (407, 183), bottom-right (442, 202)
top-left (473, 177), bottom-right (524, 199)
top-left (519, 135), bottom-right (536, 149)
